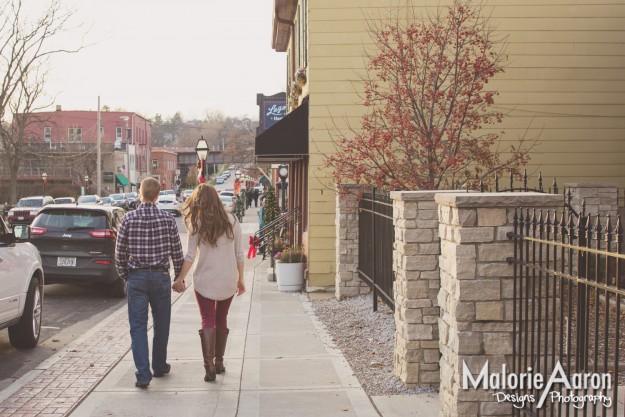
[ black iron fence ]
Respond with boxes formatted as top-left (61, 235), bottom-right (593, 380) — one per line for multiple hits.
top-left (254, 207), bottom-right (301, 262)
top-left (358, 188), bottom-right (395, 311)
top-left (507, 207), bottom-right (624, 416)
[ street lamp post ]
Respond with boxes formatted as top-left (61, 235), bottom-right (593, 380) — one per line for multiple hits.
top-left (41, 172), bottom-right (48, 195)
top-left (278, 164), bottom-right (288, 212)
top-left (84, 175), bottom-right (89, 195)
top-left (195, 136), bottom-right (209, 183)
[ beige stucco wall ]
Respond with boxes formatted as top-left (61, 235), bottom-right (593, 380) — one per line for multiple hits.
top-left (303, 0), bottom-right (625, 288)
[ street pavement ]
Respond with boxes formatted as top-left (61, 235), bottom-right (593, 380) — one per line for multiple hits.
top-left (0, 206), bottom-right (438, 417)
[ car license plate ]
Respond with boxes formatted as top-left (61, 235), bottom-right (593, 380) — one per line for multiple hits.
top-left (18, 217), bottom-right (24, 220)
top-left (57, 257), bottom-right (77, 267)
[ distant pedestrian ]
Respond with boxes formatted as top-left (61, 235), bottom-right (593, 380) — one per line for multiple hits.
top-left (115, 177), bottom-right (184, 389)
top-left (172, 184), bottom-right (245, 382)
top-left (246, 189), bottom-right (253, 209)
top-left (252, 188), bottom-right (259, 207)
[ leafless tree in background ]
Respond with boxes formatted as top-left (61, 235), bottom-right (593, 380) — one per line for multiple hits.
top-left (0, 0), bottom-right (85, 203)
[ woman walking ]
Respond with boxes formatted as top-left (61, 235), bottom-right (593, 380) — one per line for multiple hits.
top-left (172, 184), bottom-right (245, 381)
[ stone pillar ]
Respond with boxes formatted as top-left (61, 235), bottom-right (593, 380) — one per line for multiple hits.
top-left (564, 183), bottom-right (618, 218)
top-left (436, 192), bottom-right (561, 417)
top-left (335, 184), bottom-right (370, 299)
top-left (391, 191), bottom-right (457, 387)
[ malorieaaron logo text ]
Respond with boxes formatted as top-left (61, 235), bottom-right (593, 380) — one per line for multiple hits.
top-left (462, 360), bottom-right (612, 409)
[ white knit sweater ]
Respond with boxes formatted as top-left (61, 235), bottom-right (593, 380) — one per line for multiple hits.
top-left (184, 214), bottom-right (243, 301)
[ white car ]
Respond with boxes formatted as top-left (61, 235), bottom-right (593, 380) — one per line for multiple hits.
top-left (157, 195), bottom-right (181, 217)
top-left (181, 189), bottom-right (194, 202)
top-left (0, 217), bottom-right (44, 348)
top-left (220, 195), bottom-right (234, 212)
top-left (219, 190), bottom-right (236, 200)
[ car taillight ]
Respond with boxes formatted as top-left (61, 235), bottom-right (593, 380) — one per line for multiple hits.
top-left (89, 229), bottom-right (116, 238)
top-left (30, 227), bottom-right (47, 235)
top-left (95, 260), bottom-right (112, 265)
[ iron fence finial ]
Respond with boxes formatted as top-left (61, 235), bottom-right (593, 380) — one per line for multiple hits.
top-left (553, 177), bottom-right (559, 195)
top-left (495, 173), bottom-right (499, 192)
top-left (538, 172), bottom-right (543, 192)
top-left (523, 169), bottom-right (528, 192)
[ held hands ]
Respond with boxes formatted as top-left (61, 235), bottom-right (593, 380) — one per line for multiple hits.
top-left (172, 278), bottom-right (186, 293)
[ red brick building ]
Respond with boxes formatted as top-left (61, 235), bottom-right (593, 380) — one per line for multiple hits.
top-left (150, 148), bottom-right (178, 191)
top-left (2, 106), bottom-right (152, 197)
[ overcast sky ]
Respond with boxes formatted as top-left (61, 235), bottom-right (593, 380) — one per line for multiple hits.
top-left (44, 0), bottom-right (286, 121)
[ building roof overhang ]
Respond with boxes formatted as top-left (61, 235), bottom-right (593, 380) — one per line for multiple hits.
top-left (272, 0), bottom-right (297, 52)
top-left (255, 99), bottom-right (308, 163)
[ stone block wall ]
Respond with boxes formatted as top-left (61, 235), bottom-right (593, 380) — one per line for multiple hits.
top-left (335, 184), bottom-right (370, 299)
top-left (390, 191), bottom-right (458, 387)
top-left (565, 183), bottom-right (618, 218)
top-left (435, 192), bottom-right (561, 417)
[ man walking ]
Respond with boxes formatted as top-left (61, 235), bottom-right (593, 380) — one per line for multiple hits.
top-left (115, 177), bottom-right (184, 388)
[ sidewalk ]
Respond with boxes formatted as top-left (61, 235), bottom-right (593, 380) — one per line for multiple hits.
top-left (0, 207), bottom-right (438, 417)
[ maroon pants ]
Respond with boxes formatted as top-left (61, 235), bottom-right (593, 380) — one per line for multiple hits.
top-left (194, 291), bottom-right (234, 329)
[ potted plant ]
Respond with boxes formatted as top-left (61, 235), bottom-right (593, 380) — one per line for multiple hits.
top-left (295, 67), bottom-right (307, 87)
top-left (275, 246), bottom-right (307, 292)
top-left (291, 81), bottom-right (302, 98)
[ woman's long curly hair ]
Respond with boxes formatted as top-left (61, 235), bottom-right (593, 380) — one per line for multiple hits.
top-left (182, 184), bottom-right (234, 247)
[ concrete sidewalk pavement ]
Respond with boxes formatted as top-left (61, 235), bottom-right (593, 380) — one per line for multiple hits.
top-left (67, 220), bottom-right (382, 417)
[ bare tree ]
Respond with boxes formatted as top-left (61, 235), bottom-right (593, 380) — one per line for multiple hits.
top-left (0, 0), bottom-right (84, 203)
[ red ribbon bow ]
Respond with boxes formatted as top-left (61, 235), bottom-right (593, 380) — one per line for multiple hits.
top-left (247, 235), bottom-right (260, 259)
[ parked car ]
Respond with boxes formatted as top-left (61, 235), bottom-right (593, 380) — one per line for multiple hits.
top-left (54, 197), bottom-right (76, 205)
top-left (7, 196), bottom-right (55, 227)
top-left (160, 189), bottom-right (176, 196)
top-left (156, 195), bottom-right (181, 217)
top-left (77, 195), bottom-right (102, 205)
top-left (100, 197), bottom-right (113, 206)
top-left (28, 205), bottom-right (127, 298)
top-left (219, 190), bottom-right (236, 200)
top-left (108, 193), bottom-right (129, 210)
top-left (124, 192), bottom-right (139, 210)
top-left (219, 195), bottom-right (234, 212)
top-left (215, 177), bottom-right (224, 185)
top-left (0, 217), bottom-right (44, 348)
top-left (181, 189), bottom-right (194, 202)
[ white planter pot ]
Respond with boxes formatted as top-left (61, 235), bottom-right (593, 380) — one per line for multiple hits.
top-left (275, 262), bottom-right (305, 292)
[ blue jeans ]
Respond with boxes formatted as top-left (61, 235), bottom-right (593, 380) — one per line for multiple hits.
top-left (127, 270), bottom-right (172, 384)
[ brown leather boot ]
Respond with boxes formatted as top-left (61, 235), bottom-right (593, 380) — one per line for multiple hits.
top-left (198, 328), bottom-right (217, 382)
top-left (214, 328), bottom-right (229, 374)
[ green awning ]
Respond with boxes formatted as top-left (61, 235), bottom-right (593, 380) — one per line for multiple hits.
top-left (259, 175), bottom-right (271, 186)
top-left (115, 173), bottom-right (129, 186)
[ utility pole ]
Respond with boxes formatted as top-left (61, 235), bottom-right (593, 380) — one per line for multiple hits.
top-left (97, 96), bottom-right (102, 195)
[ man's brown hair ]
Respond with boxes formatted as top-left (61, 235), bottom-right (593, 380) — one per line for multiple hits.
top-left (140, 177), bottom-right (160, 202)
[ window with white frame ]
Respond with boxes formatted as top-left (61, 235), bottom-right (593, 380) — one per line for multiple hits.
top-left (44, 127), bottom-right (51, 143)
top-left (68, 127), bottom-right (82, 143)
top-left (152, 159), bottom-right (159, 170)
top-left (116, 126), bottom-right (122, 141)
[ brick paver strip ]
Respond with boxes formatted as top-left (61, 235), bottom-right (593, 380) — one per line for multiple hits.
top-left (0, 291), bottom-right (184, 417)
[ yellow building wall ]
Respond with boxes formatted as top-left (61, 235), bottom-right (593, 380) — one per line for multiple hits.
top-left (305, 0), bottom-right (625, 288)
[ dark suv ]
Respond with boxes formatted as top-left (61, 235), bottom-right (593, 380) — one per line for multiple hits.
top-left (28, 205), bottom-right (127, 297)
top-left (7, 196), bottom-right (55, 227)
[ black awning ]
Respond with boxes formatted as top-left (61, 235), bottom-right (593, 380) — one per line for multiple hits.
top-left (255, 99), bottom-right (308, 161)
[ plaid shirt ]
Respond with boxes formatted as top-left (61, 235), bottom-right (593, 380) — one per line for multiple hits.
top-left (115, 202), bottom-right (184, 280)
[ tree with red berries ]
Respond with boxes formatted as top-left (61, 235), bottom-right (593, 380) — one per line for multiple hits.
top-left (324, 0), bottom-right (534, 190)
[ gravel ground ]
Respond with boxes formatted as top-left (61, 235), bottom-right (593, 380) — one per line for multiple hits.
top-left (310, 293), bottom-right (434, 397)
